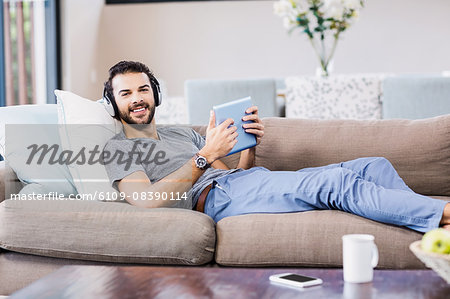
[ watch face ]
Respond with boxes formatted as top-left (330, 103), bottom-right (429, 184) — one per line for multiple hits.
top-left (196, 156), bottom-right (207, 168)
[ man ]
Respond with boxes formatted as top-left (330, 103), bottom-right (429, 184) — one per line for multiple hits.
top-left (103, 60), bottom-right (450, 233)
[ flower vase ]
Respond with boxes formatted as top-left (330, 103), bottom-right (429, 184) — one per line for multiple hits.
top-left (310, 31), bottom-right (337, 78)
top-left (315, 59), bottom-right (334, 77)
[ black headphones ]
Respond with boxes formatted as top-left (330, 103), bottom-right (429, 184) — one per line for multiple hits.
top-left (102, 77), bottom-right (162, 118)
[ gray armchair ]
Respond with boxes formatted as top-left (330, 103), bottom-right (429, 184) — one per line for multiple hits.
top-left (382, 75), bottom-right (450, 119)
top-left (184, 78), bottom-right (279, 125)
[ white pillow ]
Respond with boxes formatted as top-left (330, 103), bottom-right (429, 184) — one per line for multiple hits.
top-left (0, 104), bottom-right (77, 196)
top-left (55, 90), bottom-right (122, 199)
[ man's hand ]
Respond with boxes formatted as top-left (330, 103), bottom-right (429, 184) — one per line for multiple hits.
top-left (242, 105), bottom-right (264, 145)
top-left (199, 110), bottom-right (238, 163)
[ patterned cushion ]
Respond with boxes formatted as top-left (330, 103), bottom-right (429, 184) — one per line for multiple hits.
top-left (157, 96), bottom-right (188, 124)
top-left (285, 75), bottom-right (383, 119)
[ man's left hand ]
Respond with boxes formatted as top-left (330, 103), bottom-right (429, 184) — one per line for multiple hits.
top-left (242, 106), bottom-right (264, 145)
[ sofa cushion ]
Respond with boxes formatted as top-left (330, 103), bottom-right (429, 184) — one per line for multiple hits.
top-left (285, 75), bottom-right (383, 119)
top-left (257, 116), bottom-right (450, 196)
top-left (0, 104), bottom-right (77, 197)
top-left (55, 90), bottom-right (122, 197)
top-left (215, 209), bottom-right (431, 269)
top-left (0, 199), bottom-right (215, 265)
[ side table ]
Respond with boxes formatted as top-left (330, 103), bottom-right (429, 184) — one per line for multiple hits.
top-left (8, 266), bottom-right (450, 299)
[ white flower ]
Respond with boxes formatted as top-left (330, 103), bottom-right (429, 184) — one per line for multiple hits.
top-left (274, 0), bottom-right (364, 36)
top-left (291, 0), bottom-right (309, 15)
top-left (322, 0), bottom-right (345, 20)
top-left (283, 16), bottom-right (294, 29)
top-left (306, 11), bottom-right (318, 30)
top-left (343, 0), bottom-right (362, 10)
top-left (351, 10), bottom-right (360, 21)
top-left (274, 0), bottom-right (293, 17)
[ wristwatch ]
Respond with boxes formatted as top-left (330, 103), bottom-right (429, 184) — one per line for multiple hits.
top-left (194, 153), bottom-right (211, 170)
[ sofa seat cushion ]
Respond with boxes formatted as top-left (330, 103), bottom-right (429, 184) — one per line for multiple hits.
top-left (257, 116), bottom-right (450, 196)
top-left (0, 199), bottom-right (215, 265)
top-left (214, 209), bottom-right (436, 269)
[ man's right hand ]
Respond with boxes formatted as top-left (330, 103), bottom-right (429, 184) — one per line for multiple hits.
top-left (199, 110), bottom-right (238, 163)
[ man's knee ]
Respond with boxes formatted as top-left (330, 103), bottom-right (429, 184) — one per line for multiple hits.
top-left (326, 167), bottom-right (359, 186)
top-left (320, 168), bottom-right (359, 209)
top-left (357, 156), bottom-right (389, 164)
top-left (370, 157), bottom-right (394, 169)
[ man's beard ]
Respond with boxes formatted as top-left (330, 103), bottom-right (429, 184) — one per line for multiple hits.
top-left (119, 104), bottom-right (155, 125)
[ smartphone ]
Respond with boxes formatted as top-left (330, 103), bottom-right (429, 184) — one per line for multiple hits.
top-left (269, 273), bottom-right (323, 288)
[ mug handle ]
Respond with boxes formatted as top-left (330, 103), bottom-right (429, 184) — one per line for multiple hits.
top-left (371, 243), bottom-right (379, 268)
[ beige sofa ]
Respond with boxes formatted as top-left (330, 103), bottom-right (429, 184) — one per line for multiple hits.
top-left (1, 116), bottom-right (450, 295)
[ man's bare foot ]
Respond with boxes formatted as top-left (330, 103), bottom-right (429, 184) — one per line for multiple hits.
top-left (439, 203), bottom-right (450, 229)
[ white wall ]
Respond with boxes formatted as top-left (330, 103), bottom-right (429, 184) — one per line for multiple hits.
top-left (61, 0), bottom-right (103, 98)
top-left (61, 0), bottom-right (450, 98)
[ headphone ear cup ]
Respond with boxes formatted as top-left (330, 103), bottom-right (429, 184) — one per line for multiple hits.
top-left (152, 78), bottom-right (162, 107)
top-left (102, 88), bottom-right (116, 117)
top-left (103, 96), bottom-right (116, 117)
top-left (156, 88), bottom-right (162, 107)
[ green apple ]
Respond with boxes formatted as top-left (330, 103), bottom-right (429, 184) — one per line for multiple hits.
top-left (422, 228), bottom-right (450, 254)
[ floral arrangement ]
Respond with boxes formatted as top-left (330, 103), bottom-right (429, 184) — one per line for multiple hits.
top-left (274, 0), bottom-right (365, 76)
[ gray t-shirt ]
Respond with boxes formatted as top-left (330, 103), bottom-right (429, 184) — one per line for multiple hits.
top-left (103, 126), bottom-right (241, 209)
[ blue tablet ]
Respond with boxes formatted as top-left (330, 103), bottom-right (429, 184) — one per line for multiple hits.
top-left (213, 96), bottom-right (257, 156)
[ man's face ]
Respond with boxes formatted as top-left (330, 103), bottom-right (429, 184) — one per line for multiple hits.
top-left (112, 72), bottom-right (155, 125)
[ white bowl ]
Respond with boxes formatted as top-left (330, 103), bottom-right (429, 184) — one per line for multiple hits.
top-left (410, 240), bottom-right (450, 284)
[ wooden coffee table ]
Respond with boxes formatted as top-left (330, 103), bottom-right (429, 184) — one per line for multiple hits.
top-left (9, 266), bottom-right (450, 298)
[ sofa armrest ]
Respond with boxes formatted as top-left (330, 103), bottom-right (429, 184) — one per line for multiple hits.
top-left (0, 161), bottom-right (4, 203)
top-left (0, 199), bottom-right (216, 265)
top-left (0, 161), bottom-right (23, 203)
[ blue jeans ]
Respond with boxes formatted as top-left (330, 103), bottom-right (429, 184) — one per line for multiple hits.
top-left (204, 157), bottom-right (447, 232)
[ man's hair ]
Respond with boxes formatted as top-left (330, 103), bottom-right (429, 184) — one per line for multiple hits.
top-left (104, 61), bottom-right (158, 119)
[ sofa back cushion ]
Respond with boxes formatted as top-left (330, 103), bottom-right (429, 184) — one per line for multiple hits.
top-left (0, 104), bottom-right (77, 197)
top-left (257, 116), bottom-right (450, 196)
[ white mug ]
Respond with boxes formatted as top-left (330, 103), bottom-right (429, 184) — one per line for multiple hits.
top-left (342, 234), bottom-right (379, 283)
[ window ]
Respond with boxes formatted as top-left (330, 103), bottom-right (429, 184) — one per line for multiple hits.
top-left (106, 0), bottom-right (222, 3)
top-left (0, 0), bottom-right (60, 107)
